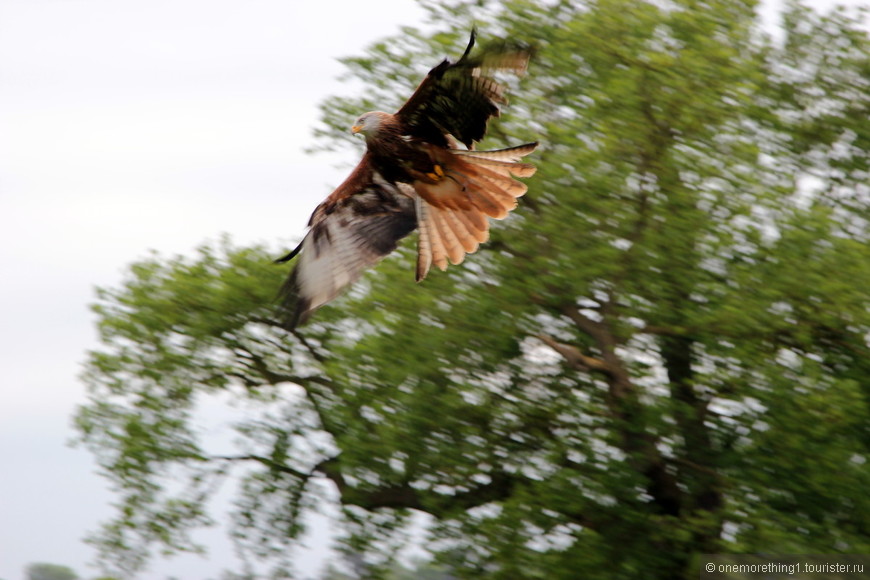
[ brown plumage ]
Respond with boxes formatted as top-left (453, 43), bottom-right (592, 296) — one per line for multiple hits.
top-left (277, 31), bottom-right (538, 328)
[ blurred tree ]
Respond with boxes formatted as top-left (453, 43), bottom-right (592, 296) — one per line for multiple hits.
top-left (75, 0), bottom-right (870, 579)
top-left (318, 555), bottom-right (454, 580)
top-left (25, 564), bottom-right (77, 580)
top-left (317, 562), bottom-right (353, 580)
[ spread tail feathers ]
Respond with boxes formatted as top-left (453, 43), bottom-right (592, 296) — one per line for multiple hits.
top-left (414, 142), bottom-right (537, 281)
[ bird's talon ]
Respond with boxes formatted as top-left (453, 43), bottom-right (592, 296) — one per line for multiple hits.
top-left (426, 165), bottom-right (446, 181)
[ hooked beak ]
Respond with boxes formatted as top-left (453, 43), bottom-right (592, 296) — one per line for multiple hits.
top-left (351, 124), bottom-right (363, 135)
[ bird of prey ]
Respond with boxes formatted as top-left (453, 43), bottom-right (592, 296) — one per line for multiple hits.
top-left (277, 31), bottom-right (537, 328)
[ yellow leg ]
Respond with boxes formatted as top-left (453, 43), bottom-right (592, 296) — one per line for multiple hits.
top-left (425, 164), bottom-right (445, 181)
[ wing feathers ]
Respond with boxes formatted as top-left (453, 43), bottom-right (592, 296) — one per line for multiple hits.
top-left (477, 51), bottom-right (531, 75)
top-left (464, 179), bottom-right (512, 219)
top-left (451, 143), bottom-right (539, 176)
top-left (462, 161), bottom-right (529, 204)
top-left (279, 174), bottom-right (416, 328)
top-left (415, 199), bottom-right (486, 282)
top-left (414, 195), bottom-right (434, 282)
top-left (431, 206), bottom-right (461, 265)
top-left (411, 143), bottom-right (536, 280)
top-left (396, 33), bottom-right (533, 148)
top-left (445, 208), bottom-right (485, 252)
top-left (414, 194), bottom-right (450, 279)
top-left (453, 203), bottom-right (490, 240)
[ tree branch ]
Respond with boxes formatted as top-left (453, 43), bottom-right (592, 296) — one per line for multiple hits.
top-left (212, 454), bottom-right (312, 480)
top-left (251, 315), bottom-right (329, 364)
top-left (217, 453), bottom-right (612, 533)
top-left (315, 457), bottom-right (521, 521)
top-left (233, 344), bottom-right (331, 390)
top-left (535, 334), bottom-right (612, 376)
top-left (551, 302), bottom-right (683, 516)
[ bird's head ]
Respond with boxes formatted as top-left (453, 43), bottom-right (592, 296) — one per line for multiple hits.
top-left (351, 111), bottom-right (390, 137)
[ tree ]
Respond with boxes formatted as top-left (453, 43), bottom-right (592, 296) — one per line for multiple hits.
top-left (317, 555), bottom-right (454, 580)
top-left (25, 564), bottom-right (78, 580)
top-left (75, 1), bottom-right (870, 578)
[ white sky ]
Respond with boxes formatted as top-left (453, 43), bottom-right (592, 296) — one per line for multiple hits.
top-left (0, 0), bottom-right (864, 579)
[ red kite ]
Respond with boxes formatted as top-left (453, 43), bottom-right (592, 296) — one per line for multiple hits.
top-left (278, 31), bottom-right (537, 328)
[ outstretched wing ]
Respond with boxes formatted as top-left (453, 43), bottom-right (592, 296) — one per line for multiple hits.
top-left (277, 155), bottom-right (417, 329)
top-left (412, 142), bottom-right (537, 281)
top-left (395, 30), bottom-right (532, 149)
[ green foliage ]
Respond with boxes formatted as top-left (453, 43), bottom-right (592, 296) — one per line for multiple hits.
top-left (25, 563), bottom-right (78, 580)
top-left (318, 555), bottom-right (455, 580)
top-left (76, 1), bottom-right (870, 579)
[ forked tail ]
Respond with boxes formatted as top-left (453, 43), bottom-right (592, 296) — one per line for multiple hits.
top-left (413, 142), bottom-right (538, 281)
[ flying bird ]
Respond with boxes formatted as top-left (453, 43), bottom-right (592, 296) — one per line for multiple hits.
top-left (277, 31), bottom-right (537, 328)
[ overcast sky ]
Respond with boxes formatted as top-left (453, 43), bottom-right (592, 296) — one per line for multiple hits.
top-left (0, 1), bottom-right (425, 578)
top-left (0, 0), bottom-right (865, 579)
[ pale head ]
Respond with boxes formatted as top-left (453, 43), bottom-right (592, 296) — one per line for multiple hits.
top-left (351, 111), bottom-right (390, 137)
